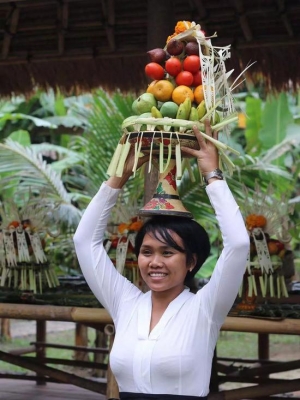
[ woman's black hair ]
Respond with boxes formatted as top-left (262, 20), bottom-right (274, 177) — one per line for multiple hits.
top-left (135, 215), bottom-right (210, 283)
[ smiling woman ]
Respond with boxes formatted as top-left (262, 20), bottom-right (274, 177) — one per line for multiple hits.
top-left (73, 122), bottom-right (249, 399)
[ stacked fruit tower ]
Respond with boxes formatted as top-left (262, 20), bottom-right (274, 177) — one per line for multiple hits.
top-left (108, 21), bottom-right (246, 186)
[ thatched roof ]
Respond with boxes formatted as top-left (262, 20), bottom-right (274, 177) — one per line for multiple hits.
top-left (0, 0), bottom-right (300, 96)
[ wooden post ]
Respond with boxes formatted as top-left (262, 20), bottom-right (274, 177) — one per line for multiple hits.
top-left (258, 333), bottom-right (269, 360)
top-left (105, 324), bottom-right (119, 400)
top-left (0, 318), bottom-right (11, 341)
top-left (143, 0), bottom-right (175, 204)
top-left (36, 320), bottom-right (46, 386)
top-left (210, 347), bottom-right (219, 393)
top-left (74, 323), bottom-right (89, 362)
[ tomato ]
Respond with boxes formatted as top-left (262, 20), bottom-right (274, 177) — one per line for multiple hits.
top-left (145, 62), bottom-right (165, 80)
top-left (192, 70), bottom-right (202, 86)
top-left (183, 55), bottom-right (201, 74)
top-left (165, 57), bottom-right (182, 77)
top-left (175, 71), bottom-right (194, 86)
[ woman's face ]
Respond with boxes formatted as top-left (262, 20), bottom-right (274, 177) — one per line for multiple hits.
top-left (138, 230), bottom-right (195, 297)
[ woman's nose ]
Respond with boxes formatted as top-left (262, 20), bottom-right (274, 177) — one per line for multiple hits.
top-left (149, 255), bottom-right (164, 267)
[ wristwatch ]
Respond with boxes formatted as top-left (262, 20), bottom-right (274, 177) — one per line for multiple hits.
top-left (204, 168), bottom-right (224, 184)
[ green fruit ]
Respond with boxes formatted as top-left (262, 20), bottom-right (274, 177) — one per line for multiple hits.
top-left (197, 100), bottom-right (206, 119)
top-left (132, 99), bottom-right (139, 114)
top-left (176, 98), bottom-right (191, 120)
top-left (189, 107), bottom-right (199, 121)
top-left (151, 106), bottom-right (163, 119)
top-left (135, 93), bottom-right (157, 115)
top-left (160, 102), bottom-right (179, 118)
top-left (138, 112), bottom-right (152, 118)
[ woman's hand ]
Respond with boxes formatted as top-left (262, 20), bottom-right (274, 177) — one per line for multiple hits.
top-left (106, 144), bottom-right (149, 189)
top-left (181, 119), bottom-right (219, 178)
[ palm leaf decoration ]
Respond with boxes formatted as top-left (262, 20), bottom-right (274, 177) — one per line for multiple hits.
top-left (0, 139), bottom-right (82, 227)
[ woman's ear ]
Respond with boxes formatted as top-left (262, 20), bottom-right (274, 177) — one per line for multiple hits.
top-left (188, 254), bottom-right (197, 272)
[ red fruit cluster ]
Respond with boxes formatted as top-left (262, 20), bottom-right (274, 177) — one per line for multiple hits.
top-left (145, 39), bottom-right (202, 88)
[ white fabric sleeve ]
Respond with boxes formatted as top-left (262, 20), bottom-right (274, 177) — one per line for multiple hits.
top-left (199, 180), bottom-right (249, 325)
top-left (73, 182), bottom-right (141, 321)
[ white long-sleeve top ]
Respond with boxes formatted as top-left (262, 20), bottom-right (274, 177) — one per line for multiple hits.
top-left (73, 180), bottom-right (249, 397)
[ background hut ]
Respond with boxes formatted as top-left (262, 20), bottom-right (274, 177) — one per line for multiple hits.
top-left (0, 0), bottom-right (299, 97)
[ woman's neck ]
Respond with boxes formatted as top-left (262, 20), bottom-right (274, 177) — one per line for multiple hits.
top-left (151, 285), bottom-right (185, 311)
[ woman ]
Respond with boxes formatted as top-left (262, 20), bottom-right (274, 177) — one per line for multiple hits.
top-left (73, 121), bottom-right (249, 399)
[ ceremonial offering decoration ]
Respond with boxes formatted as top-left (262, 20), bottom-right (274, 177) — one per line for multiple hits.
top-left (0, 194), bottom-right (59, 293)
top-left (108, 21), bottom-right (248, 217)
top-left (236, 183), bottom-right (295, 310)
top-left (104, 196), bottom-right (143, 288)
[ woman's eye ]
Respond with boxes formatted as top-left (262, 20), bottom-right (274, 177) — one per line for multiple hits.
top-left (163, 250), bottom-right (174, 256)
top-left (141, 250), bottom-right (151, 256)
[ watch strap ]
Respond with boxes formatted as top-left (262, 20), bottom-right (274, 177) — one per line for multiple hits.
top-left (204, 168), bottom-right (224, 184)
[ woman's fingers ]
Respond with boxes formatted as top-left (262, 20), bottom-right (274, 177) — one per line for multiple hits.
top-left (192, 125), bottom-right (206, 148)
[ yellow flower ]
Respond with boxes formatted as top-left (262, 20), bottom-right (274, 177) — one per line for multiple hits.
top-left (175, 21), bottom-right (192, 34)
top-left (166, 21), bottom-right (193, 43)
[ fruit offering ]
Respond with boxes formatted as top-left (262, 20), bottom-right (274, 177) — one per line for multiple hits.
top-left (237, 183), bottom-right (295, 302)
top-left (108, 20), bottom-right (245, 180)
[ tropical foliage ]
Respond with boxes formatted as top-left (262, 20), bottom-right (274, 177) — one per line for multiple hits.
top-left (0, 88), bottom-right (299, 279)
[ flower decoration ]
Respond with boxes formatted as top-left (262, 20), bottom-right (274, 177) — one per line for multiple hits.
top-left (167, 21), bottom-right (196, 42)
top-left (104, 194), bottom-right (144, 288)
top-left (117, 217), bottom-right (143, 235)
top-left (237, 182), bottom-right (295, 305)
top-left (245, 214), bottom-right (267, 231)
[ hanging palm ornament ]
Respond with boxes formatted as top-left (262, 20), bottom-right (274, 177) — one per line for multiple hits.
top-left (0, 192), bottom-right (60, 293)
top-left (107, 20), bottom-right (252, 218)
top-left (104, 195), bottom-right (143, 289)
top-left (236, 182), bottom-right (295, 310)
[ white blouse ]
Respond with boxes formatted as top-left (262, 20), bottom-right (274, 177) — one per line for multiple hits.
top-left (73, 180), bottom-right (249, 396)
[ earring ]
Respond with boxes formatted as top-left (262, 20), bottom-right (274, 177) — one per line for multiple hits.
top-left (189, 267), bottom-right (193, 272)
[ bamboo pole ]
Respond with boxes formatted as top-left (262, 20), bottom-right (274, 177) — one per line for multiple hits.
top-left (1, 304), bottom-right (300, 335)
top-left (0, 303), bottom-right (112, 324)
top-left (222, 316), bottom-right (300, 335)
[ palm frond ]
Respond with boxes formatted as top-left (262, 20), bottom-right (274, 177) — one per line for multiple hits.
top-left (0, 139), bottom-right (82, 227)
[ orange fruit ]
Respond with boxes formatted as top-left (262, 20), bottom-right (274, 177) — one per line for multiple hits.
top-left (172, 85), bottom-right (194, 105)
top-left (150, 79), bottom-right (174, 102)
top-left (194, 85), bottom-right (204, 104)
top-left (146, 80), bottom-right (158, 95)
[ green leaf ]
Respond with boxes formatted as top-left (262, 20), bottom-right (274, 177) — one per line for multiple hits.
top-left (259, 92), bottom-right (293, 150)
top-left (8, 130), bottom-right (31, 146)
top-left (245, 96), bottom-right (262, 154)
top-left (0, 113), bottom-right (57, 128)
top-left (54, 92), bottom-right (67, 116)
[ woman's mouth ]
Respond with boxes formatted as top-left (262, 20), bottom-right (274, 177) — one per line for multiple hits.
top-left (149, 272), bottom-right (168, 278)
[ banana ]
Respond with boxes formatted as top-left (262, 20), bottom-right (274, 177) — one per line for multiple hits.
top-left (151, 106), bottom-right (163, 119)
top-left (189, 106), bottom-right (198, 121)
top-left (197, 100), bottom-right (206, 120)
top-left (176, 97), bottom-right (191, 120)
